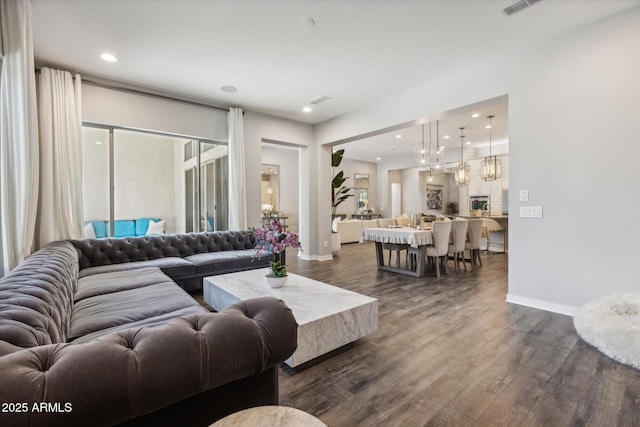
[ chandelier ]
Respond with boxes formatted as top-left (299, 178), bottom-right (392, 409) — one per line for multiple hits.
top-left (454, 127), bottom-right (470, 187)
top-left (481, 115), bottom-right (502, 181)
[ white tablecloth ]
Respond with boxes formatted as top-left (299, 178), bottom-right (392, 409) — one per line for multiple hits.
top-left (361, 227), bottom-right (433, 248)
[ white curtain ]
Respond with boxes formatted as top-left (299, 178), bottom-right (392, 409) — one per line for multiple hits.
top-left (36, 68), bottom-right (83, 247)
top-left (228, 107), bottom-right (247, 230)
top-left (0, 0), bottom-right (39, 272)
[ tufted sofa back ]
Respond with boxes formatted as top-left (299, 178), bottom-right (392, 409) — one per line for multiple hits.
top-left (0, 241), bottom-right (78, 347)
top-left (69, 231), bottom-right (256, 270)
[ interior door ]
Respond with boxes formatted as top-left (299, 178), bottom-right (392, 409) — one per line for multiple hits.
top-left (391, 183), bottom-right (401, 218)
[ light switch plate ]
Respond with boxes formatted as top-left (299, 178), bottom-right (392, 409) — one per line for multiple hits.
top-left (520, 206), bottom-right (542, 218)
top-left (519, 190), bottom-right (529, 202)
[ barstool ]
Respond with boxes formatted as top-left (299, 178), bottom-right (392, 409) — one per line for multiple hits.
top-left (482, 219), bottom-right (505, 253)
top-left (465, 219), bottom-right (484, 267)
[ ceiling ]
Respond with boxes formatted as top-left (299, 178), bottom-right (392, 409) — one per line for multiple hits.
top-left (31, 0), bottom-right (640, 129)
top-left (337, 100), bottom-right (509, 165)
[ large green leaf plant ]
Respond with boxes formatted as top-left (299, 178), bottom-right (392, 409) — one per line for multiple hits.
top-left (331, 149), bottom-right (353, 218)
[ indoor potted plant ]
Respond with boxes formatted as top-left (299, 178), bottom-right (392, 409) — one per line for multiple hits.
top-left (253, 218), bottom-right (301, 288)
top-left (331, 149), bottom-right (353, 255)
top-left (447, 202), bottom-right (459, 215)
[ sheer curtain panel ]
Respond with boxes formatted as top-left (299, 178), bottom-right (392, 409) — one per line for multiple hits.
top-left (228, 107), bottom-right (247, 230)
top-left (37, 68), bottom-right (84, 246)
top-left (0, 0), bottom-right (39, 272)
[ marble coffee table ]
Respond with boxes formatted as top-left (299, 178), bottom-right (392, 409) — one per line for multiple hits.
top-left (210, 405), bottom-right (326, 426)
top-left (203, 268), bottom-right (378, 367)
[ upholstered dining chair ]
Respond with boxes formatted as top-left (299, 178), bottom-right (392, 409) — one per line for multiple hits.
top-left (465, 219), bottom-right (484, 268)
top-left (425, 220), bottom-right (452, 278)
top-left (448, 219), bottom-right (469, 272)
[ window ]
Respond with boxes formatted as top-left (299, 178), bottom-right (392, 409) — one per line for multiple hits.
top-left (82, 125), bottom-right (228, 238)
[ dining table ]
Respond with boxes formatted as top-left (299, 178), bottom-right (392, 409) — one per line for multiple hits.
top-left (361, 226), bottom-right (434, 277)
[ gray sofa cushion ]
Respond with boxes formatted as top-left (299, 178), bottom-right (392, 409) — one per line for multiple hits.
top-left (69, 268), bottom-right (205, 341)
top-left (75, 267), bottom-right (174, 301)
top-left (185, 249), bottom-right (265, 275)
top-left (72, 306), bottom-right (208, 344)
top-left (78, 257), bottom-right (195, 279)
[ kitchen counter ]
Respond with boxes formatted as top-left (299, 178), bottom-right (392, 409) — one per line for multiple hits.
top-left (458, 215), bottom-right (509, 219)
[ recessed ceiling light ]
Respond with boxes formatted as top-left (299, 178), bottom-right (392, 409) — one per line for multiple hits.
top-left (302, 106), bottom-right (312, 113)
top-left (95, 141), bottom-right (103, 145)
top-left (220, 85), bottom-right (238, 93)
top-left (395, 134), bottom-right (402, 139)
top-left (100, 53), bottom-right (117, 62)
top-left (472, 113), bottom-right (480, 118)
top-left (444, 135), bottom-right (450, 139)
top-left (466, 141), bottom-right (472, 145)
top-left (376, 157), bottom-right (381, 161)
top-left (485, 125), bottom-right (492, 129)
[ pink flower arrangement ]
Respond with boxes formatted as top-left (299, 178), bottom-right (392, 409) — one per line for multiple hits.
top-left (252, 219), bottom-right (301, 278)
top-left (253, 219), bottom-right (301, 258)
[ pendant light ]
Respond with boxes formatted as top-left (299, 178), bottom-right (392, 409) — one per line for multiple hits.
top-left (481, 115), bottom-right (502, 181)
top-left (454, 127), bottom-right (470, 187)
top-left (413, 124), bottom-right (428, 166)
top-left (432, 120), bottom-right (444, 170)
top-left (427, 122), bottom-right (434, 182)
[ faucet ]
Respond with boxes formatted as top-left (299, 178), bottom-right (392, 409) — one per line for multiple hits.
top-left (483, 203), bottom-right (490, 217)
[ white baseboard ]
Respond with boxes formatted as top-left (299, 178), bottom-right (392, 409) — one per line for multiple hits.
top-left (505, 293), bottom-right (577, 317)
top-left (298, 254), bottom-right (333, 262)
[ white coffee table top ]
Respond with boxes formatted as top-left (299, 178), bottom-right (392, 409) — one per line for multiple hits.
top-left (204, 268), bottom-right (376, 325)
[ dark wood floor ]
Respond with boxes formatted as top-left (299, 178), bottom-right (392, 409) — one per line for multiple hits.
top-left (267, 242), bottom-right (640, 426)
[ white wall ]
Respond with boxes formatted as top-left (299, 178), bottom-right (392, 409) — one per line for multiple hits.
top-left (419, 170), bottom-right (455, 215)
top-left (315, 7), bottom-right (640, 313)
top-left (334, 158), bottom-right (378, 217)
top-left (82, 84), bottom-right (228, 141)
top-left (242, 111), bottom-right (324, 259)
top-left (398, 168), bottom-right (456, 215)
top-left (261, 145), bottom-right (300, 233)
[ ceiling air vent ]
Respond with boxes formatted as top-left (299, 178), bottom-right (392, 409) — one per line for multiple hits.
top-left (502, 0), bottom-right (542, 16)
top-left (309, 95), bottom-right (331, 105)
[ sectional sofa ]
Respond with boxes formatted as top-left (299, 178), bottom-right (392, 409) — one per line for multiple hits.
top-left (69, 230), bottom-right (283, 291)
top-left (0, 231), bottom-right (297, 427)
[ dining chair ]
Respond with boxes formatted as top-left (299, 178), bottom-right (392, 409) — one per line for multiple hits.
top-left (425, 220), bottom-right (452, 278)
top-left (382, 243), bottom-right (409, 268)
top-left (465, 219), bottom-right (484, 267)
top-left (448, 219), bottom-right (468, 272)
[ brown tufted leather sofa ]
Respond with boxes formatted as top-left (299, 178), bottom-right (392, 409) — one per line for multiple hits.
top-left (67, 231), bottom-right (282, 291)
top-left (0, 241), bottom-right (298, 427)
